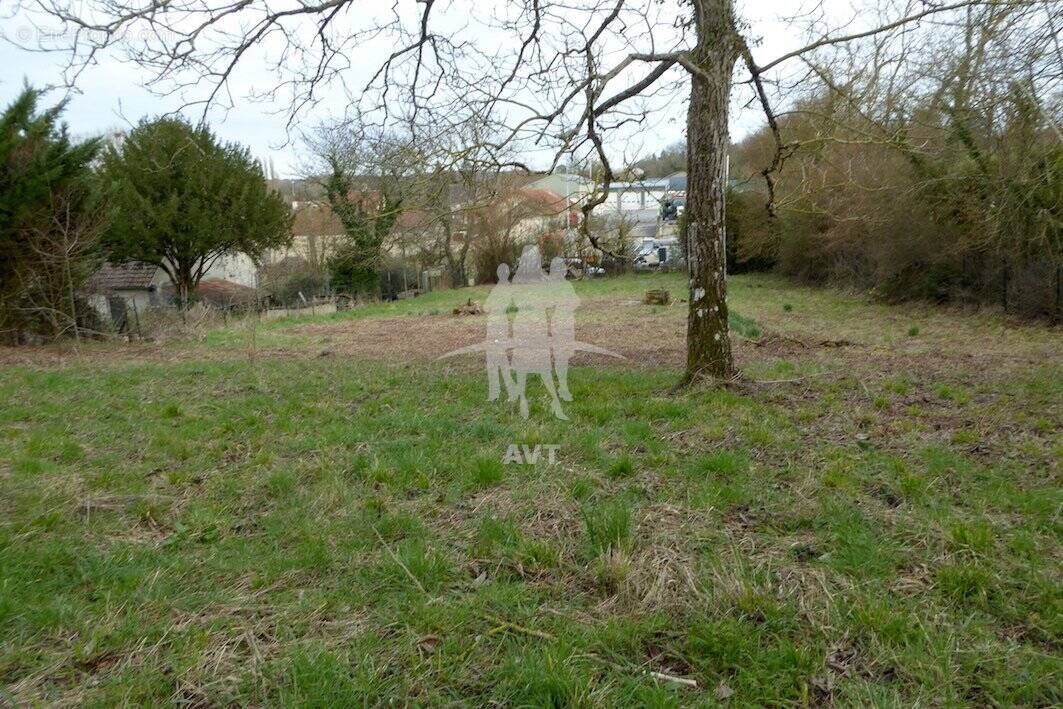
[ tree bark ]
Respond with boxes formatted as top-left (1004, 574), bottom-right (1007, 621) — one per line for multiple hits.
top-left (63, 242), bottom-right (80, 345)
top-left (175, 261), bottom-right (193, 311)
top-left (685, 0), bottom-right (737, 381)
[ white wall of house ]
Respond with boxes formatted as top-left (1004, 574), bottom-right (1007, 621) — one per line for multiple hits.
top-left (527, 174), bottom-right (591, 197)
top-left (265, 234), bottom-right (345, 266)
top-left (511, 214), bottom-right (563, 242)
top-left (203, 252), bottom-right (258, 288)
top-left (603, 185), bottom-right (667, 211)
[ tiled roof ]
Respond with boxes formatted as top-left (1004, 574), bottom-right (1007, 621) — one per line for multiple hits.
top-left (291, 202), bottom-right (345, 236)
top-left (161, 278), bottom-right (258, 307)
top-left (88, 261), bottom-right (159, 291)
top-left (395, 209), bottom-right (435, 230)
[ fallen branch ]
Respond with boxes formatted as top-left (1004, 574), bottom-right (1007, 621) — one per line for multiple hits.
top-left (372, 526), bottom-right (427, 596)
top-left (460, 613), bottom-right (556, 666)
top-left (650, 671), bottom-right (698, 688)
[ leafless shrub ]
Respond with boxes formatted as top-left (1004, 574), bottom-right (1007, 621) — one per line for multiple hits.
top-left (137, 304), bottom-right (225, 343)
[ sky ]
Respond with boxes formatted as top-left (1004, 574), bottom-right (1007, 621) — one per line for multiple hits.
top-left (0, 1), bottom-right (844, 178)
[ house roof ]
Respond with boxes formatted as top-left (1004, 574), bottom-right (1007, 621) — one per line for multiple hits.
top-left (395, 209), bottom-right (436, 230)
top-left (527, 173), bottom-right (591, 193)
top-left (291, 202), bottom-right (345, 236)
top-left (518, 187), bottom-right (568, 214)
top-left (88, 262), bottom-right (159, 291)
top-left (162, 278), bottom-right (258, 307)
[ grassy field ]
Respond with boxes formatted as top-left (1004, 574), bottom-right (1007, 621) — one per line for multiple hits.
top-left (1, 272), bottom-right (1060, 706)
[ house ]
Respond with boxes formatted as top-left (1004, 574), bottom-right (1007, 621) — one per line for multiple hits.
top-left (526, 173), bottom-right (592, 202)
top-left (85, 262), bottom-right (168, 323)
top-left (264, 201), bottom-right (346, 267)
top-left (526, 171), bottom-right (689, 214)
top-left (506, 188), bottom-right (571, 242)
top-left (86, 253), bottom-right (260, 327)
top-left (601, 172), bottom-right (686, 212)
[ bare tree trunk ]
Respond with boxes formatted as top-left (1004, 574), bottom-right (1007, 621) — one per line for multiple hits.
top-left (443, 220), bottom-right (464, 288)
top-left (175, 262), bottom-right (193, 315)
top-left (685, 0), bottom-right (737, 381)
top-left (63, 243), bottom-right (80, 346)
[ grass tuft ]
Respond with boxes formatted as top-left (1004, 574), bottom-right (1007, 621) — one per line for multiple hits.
top-left (468, 456), bottom-right (504, 489)
top-left (728, 310), bottom-right (761, 338)
top-left (688, 449), bottom-right (748, 477)
top-left (606, 454), bottom-right (635, 479)
top-left (581, 499), bottom-right (634, 555)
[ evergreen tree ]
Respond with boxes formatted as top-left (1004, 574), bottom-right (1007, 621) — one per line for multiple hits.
top-left (100, 118), bottom-right (292, 305)
top-left (0, 87), bottom-right (101, 339)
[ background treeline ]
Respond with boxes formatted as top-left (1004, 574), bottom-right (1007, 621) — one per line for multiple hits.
top-left (0, 88), bottom-right (291, 343)
top-left (727, 3), bottom-right (1061, 320)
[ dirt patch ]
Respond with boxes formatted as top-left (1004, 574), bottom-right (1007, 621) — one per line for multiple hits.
top-left (2, 290), bottom-right (1058, 388)
top-left (277, 302), bottom-right (686, 369)
top-left (284, 314), bottom-right (485, 362)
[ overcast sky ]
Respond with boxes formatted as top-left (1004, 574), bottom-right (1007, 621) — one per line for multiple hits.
top-left (0, 1), bottom-right (840, 178)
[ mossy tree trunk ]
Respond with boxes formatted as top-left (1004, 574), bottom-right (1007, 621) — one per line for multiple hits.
top-left (685, 0), bottom-right (737, 381)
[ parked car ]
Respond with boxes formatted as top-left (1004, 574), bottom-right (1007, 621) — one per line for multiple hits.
top-left (564, 257), bottom-right (605, 278)
top-left (661, 196), bottom-right (686, 223)
top-left (633, 237), bottom-right (680, 271)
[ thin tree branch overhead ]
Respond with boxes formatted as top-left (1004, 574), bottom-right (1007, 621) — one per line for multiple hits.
top-left (16, 0), bottom-right (1055, 377)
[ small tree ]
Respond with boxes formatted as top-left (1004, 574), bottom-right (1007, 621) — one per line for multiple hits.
top-left (469, 184), bottom-right (567, 284)
top-left (303, 125), bottom-right (417, 297)
top-left (0, 87), bottom-right (102, 341)
top-left (323, 159), bottom-right (403, 296)
top-left (100, 117), bottom-right (291, 306)
top-left (22, 183), bottom-right (108, 340)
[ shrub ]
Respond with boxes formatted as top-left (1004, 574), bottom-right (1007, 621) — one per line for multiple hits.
top-left (729, 82), bottom-right (1063, 320)
top-left (260, 257), bottom-right (328, 306)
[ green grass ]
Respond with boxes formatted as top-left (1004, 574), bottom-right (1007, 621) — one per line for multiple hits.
top-left (581, 499), bottom-right (635, 555)
top-left (0, 272), bottom-right (1060, 705)
top-left (728, 310), bottom-right (761, 339)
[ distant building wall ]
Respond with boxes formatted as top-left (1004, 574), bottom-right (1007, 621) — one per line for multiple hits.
top-left (603, 184), bottom-right (667, 211)
top-left (527, 174), bottom-right (591, 198)
top-left (265, 234), bottom-right (345, 267)
top-left (203, 253), bottom-right (258, 288)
